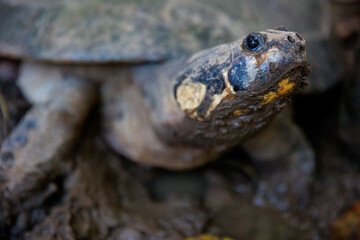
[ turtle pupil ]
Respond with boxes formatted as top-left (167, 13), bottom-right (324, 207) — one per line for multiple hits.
top-left (247, 35), bottom-right (260, 50)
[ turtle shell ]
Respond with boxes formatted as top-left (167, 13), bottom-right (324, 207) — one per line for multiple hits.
top-left (0, 0), bottom-right (342, 92)
top-left (0, 0), bottom-right (330, 61)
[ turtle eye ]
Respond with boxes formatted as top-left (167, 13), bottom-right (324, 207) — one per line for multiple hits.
top-left (243, 33), bottom-right (264, 52)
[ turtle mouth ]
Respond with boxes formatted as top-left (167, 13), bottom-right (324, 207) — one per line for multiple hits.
top-left (283, 63), bottom-right (311, 89)
top-left (247, 60), bottom-right (311, 96)
top-left (257, 63), bottom-right (311, 105)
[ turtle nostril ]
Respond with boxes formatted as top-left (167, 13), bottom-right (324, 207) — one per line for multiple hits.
top-left (287, 35), bottom-right (296, 43)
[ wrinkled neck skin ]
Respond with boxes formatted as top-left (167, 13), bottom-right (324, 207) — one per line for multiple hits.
top-left (149, 28), bottom-right (310, 149)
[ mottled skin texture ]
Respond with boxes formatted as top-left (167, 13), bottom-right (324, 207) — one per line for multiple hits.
top-left (104, 28), bottom-right (310, 169)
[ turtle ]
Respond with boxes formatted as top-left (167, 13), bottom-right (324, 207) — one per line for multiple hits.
top-left (0, 0), bottom-right (332, 214)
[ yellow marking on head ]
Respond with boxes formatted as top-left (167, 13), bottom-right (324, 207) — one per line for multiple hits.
top-left (205, 89), bottom-right (229, 117)
top-left (201, 70), bottom-right (235, 118)
top-left (189, 111), bottom-right (202, 121)
top-left (261, 77), bottom-right (295, 105)
top-left (261, 91), bottom-right (278, 104)
top-left (277, 77), bottom-right (294, 95)
top-left (233, 109), bottom-right (249, 116)
top-left (176, 78), bottom-right (207, 112)
top-left (223, 70), bottom-right (236, 95)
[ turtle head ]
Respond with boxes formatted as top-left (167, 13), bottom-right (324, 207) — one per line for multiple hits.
top-left (227, 27), bottom-right (309, 95)
top-left (175, 27), bottom-right (310, 121)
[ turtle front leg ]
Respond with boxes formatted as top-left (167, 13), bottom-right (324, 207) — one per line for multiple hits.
top-left (0, 63), bottom-right (96, 226)
top-left (242, 112), bottom-right (315, 210)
